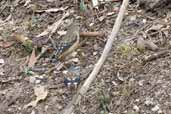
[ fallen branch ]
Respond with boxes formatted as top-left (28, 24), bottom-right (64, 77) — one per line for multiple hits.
top-left (59, 0), bottom-right (129, 114)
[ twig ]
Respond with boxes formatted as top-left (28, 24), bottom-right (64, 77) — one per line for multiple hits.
top-left (80, 31), bottom-right (104, 37)
top-left (59, 0), bottom-right (129, 114)
top-left (142, 50), bottom-right (169, 64)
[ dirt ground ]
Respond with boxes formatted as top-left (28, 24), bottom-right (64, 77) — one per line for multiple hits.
top-left (1, 0), bottom-right (171, 114)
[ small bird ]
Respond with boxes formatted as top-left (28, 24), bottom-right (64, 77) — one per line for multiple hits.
top-left (63, 66), bottom-right (81, 89)
top-left (55, 21), bottom-right (80, 60)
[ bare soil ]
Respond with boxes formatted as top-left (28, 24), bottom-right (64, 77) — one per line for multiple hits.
top-left (0, 0), bottom-right (171, 114)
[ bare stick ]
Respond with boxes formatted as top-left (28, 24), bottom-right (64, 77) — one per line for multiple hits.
top-left (59, 0), bottom-right (129, 114)
top-left (80, 31), bottom-right (104, 37)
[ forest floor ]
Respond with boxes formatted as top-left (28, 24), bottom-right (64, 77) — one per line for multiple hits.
top-left (0, 0), bottom-right (171, 114)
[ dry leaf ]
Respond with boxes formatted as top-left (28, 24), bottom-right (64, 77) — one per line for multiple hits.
top-left (24, 85), bottom-right (48, 108)
top-left (0, 41), bottom-right (14, 48)
top-left (145, 40), bottom-right (158, 51)
top-left (28, 48), bottom-right (37, 68)
top-left (36, 12), bottom-right (69, 37)
top-left (137, 37), bottom-right (158, 51)
top-left (137, 37), bottom-right (146, 51)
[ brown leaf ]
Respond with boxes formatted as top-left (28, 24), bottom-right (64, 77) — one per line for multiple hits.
top-left (0, 41), bottom-right (14, 48)
top-left (28, 48), bottom-right (37, 68)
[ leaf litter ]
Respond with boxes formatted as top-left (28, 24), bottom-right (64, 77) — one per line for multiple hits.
top-left (1, 0), bottom-right (171, 114)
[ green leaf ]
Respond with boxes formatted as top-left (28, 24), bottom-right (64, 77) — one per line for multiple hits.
top-left (80, 0), bottom-right (87, 12)
top-left (24, 67), bottom-right (35, 75)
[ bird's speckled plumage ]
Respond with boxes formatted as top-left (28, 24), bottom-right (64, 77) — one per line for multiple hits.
top-left (56, 21), bottom-right (80, 59)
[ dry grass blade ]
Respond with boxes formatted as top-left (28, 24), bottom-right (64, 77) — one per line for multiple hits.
top-left (41, 7), bottom-right (65, 13)
top-left (59, 0), bottom-right (129, 114)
